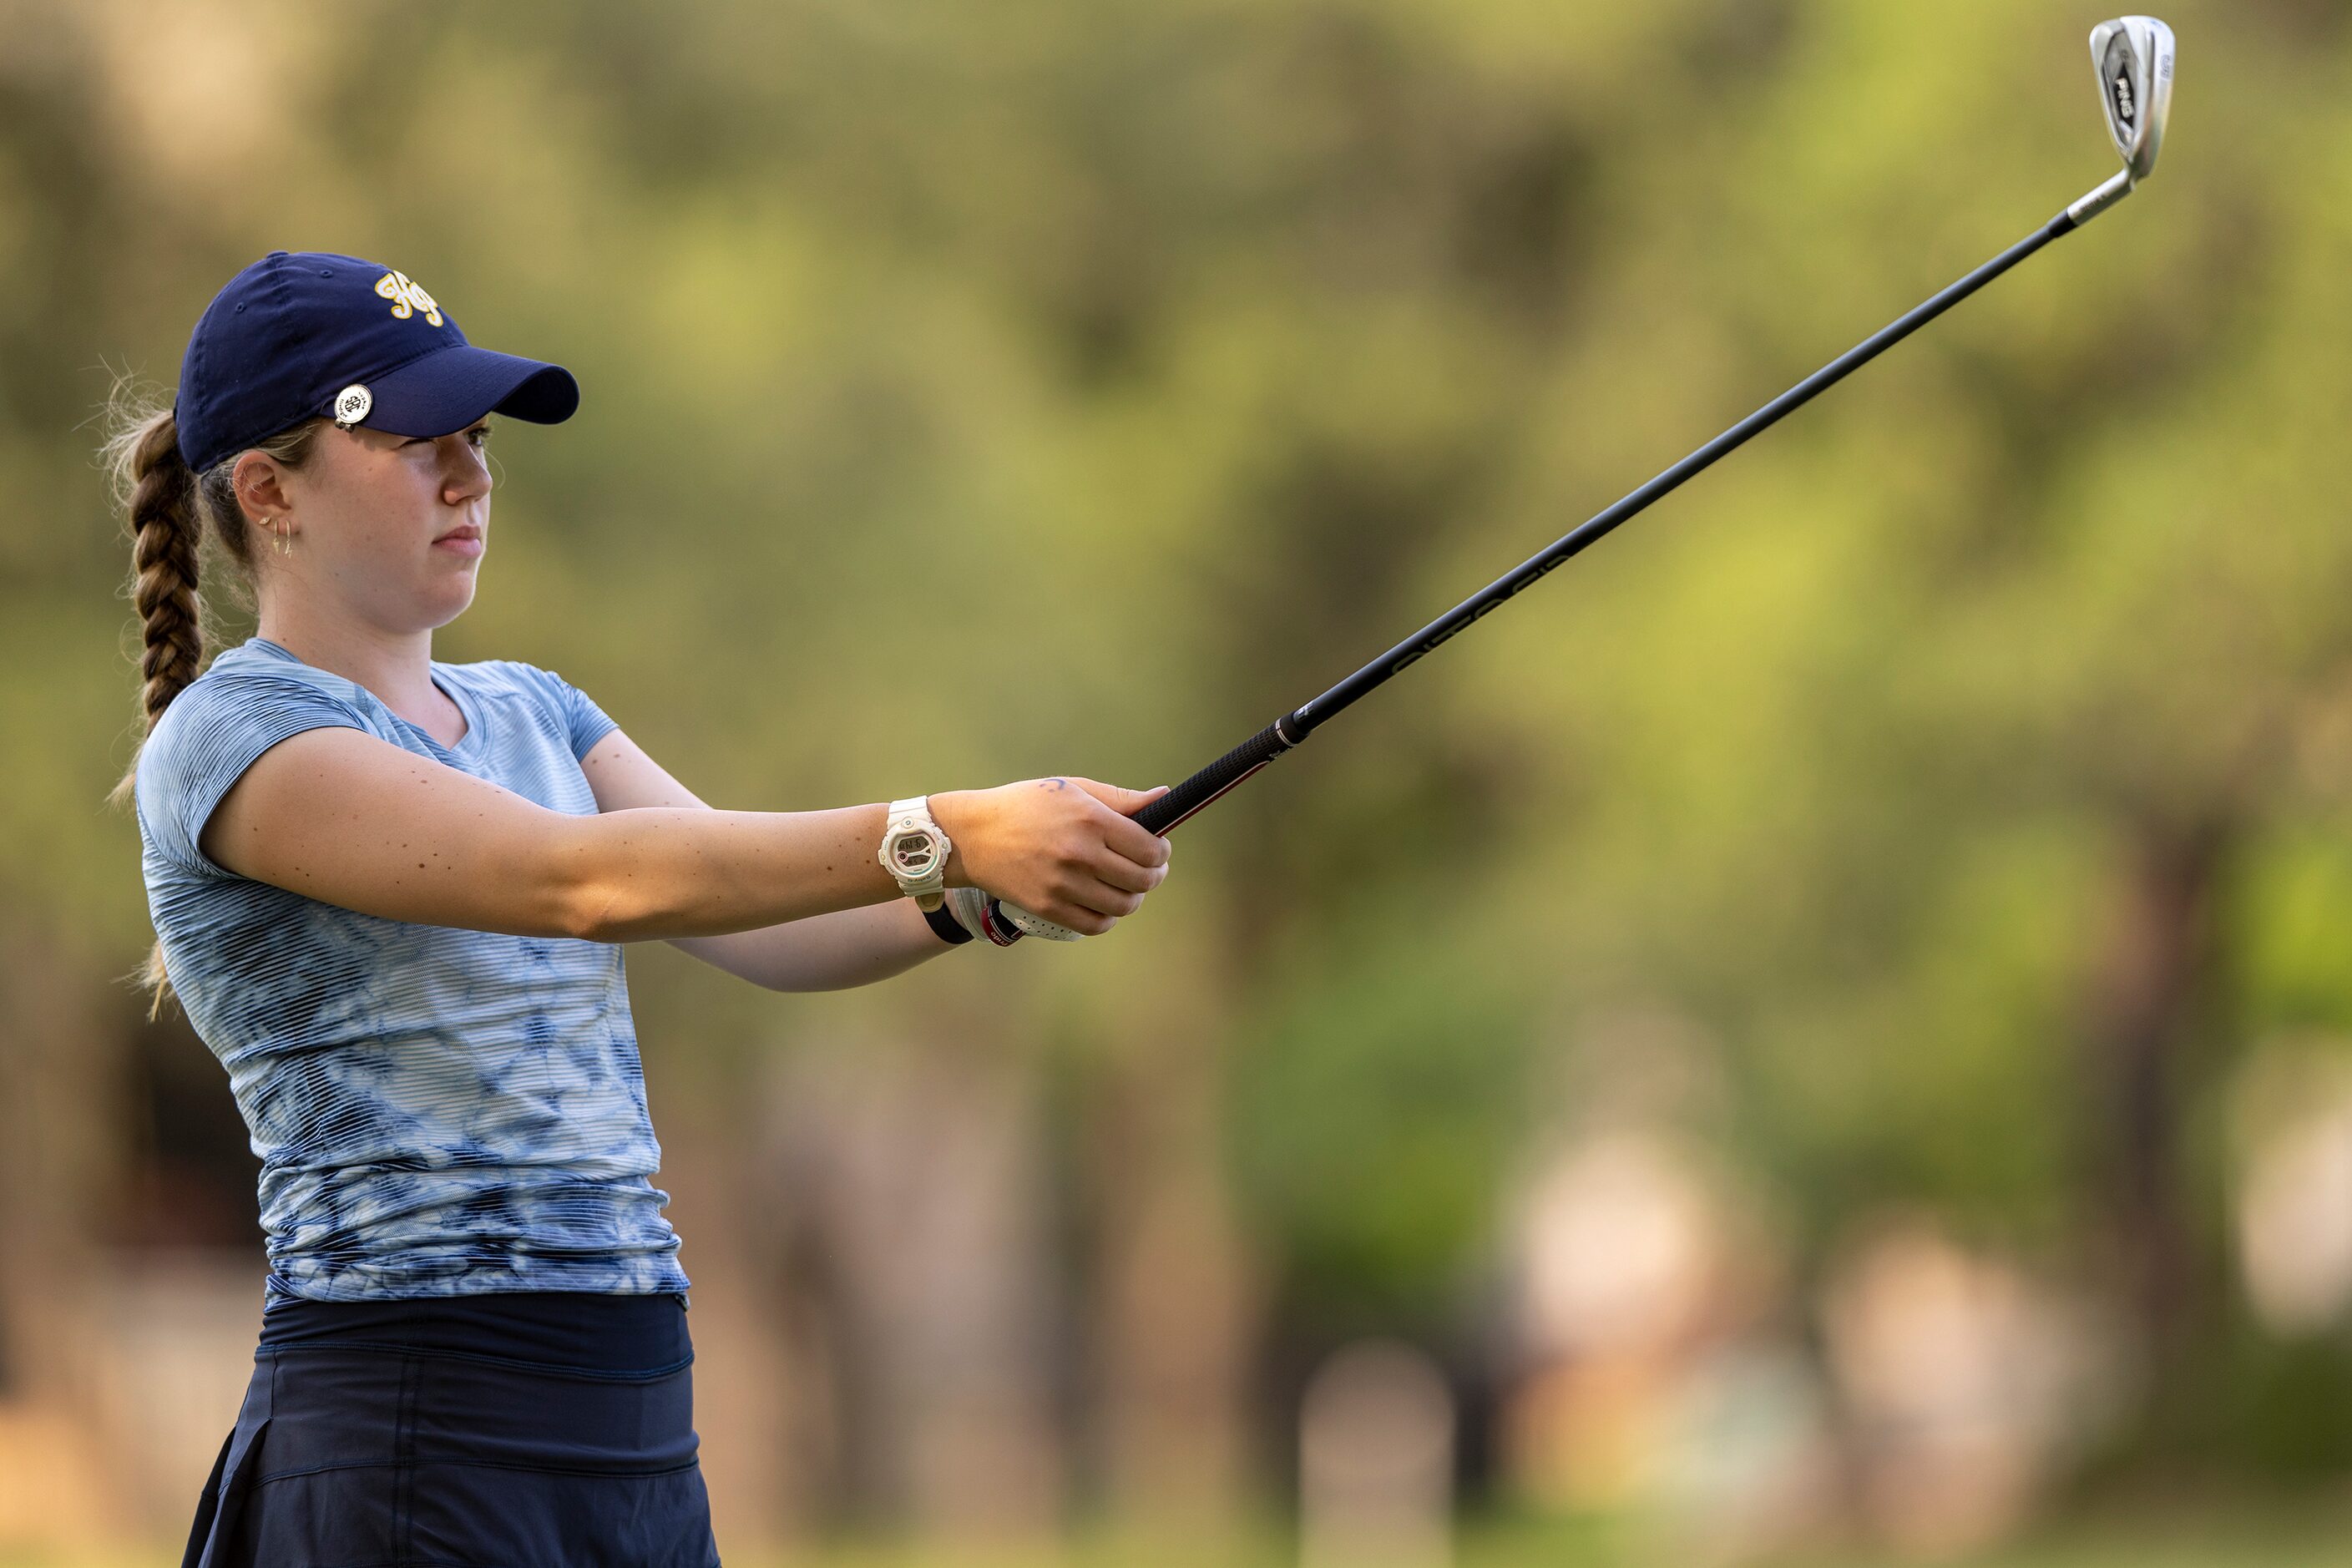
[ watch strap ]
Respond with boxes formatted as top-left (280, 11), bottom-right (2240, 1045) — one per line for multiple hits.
top-left (923, 900), bottom-right (974, 946)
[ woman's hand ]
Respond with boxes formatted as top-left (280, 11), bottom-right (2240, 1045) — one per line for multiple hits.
top-left (930, 779), bottom-right (1171, 937)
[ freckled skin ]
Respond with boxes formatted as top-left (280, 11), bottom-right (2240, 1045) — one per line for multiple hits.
top-left (241, 421), bottom-right (497, 655)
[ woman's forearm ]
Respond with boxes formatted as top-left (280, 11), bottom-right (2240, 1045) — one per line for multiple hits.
top-left (665, 900), bottom-right (948, 990)
top-left (566, 802), bottom-right (899, 942)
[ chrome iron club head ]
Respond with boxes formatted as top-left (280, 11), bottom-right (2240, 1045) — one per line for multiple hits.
top-left (2091, 17), bottom-right (2175, 183)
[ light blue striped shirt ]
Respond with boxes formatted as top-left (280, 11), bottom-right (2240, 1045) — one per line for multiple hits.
top-left (134, 636), bottom-right (689, 1303)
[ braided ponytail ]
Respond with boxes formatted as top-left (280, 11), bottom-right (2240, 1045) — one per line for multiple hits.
top-left (100, 374), bottom-right (321, 1017)
top-left (116, 404), bottom-right (205, 764)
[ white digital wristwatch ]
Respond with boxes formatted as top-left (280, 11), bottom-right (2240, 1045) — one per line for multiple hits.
top-left (878, 797), bottom-right (953, 912)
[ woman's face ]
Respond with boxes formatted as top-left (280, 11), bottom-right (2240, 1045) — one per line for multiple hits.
top-left (250, 418), bottom-right (497, 635)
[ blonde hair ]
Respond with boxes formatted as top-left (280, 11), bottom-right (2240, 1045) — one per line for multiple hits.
top-left (100, 374), bottom-right (325, 1018)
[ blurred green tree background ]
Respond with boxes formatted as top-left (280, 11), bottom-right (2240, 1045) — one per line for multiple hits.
top-left (8, 0), bottom-right (2352, 1560)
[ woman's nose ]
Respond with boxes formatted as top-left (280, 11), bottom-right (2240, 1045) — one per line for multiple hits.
top-left (442, 444), bottom-right (492, 501)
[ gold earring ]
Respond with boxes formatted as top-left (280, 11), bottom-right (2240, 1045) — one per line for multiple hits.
top-left (273, 518), bottom-right (294, 557)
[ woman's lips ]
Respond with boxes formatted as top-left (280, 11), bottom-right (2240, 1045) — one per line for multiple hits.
top-left (434, 528), bottom-right (484, 558)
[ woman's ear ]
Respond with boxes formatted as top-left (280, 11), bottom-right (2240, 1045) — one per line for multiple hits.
top-left (231, 448), bottom-right (298, 527)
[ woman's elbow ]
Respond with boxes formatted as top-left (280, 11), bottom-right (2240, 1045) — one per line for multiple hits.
top-left (553, 852), bottom-right (674, 943)
top-left (562, 881), bottom-right (676, 944)
top-left (548, 822), bottom-right (692, 943)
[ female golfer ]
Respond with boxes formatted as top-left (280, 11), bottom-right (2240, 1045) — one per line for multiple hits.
top-left (108, 250), bottom-right (1172, 1566)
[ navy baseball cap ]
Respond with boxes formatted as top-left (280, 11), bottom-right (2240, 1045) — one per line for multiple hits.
top-left (175, 250), bottom-right (579, 473)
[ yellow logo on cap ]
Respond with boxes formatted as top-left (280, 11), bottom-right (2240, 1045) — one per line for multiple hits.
top-left (374, 270), bottom-right (444, 327)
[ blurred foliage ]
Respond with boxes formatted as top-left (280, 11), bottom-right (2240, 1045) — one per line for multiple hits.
top-left (8, 0), bottom-right (2352, 1523)
top-left (1228, 914), bottom-right (1535, 1321)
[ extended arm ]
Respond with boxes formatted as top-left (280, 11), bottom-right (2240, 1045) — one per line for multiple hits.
top-left (200, 724), bottom-right (900, 939)
top-left (574, 727), bottom-right (950, 991)
top-left (198, 723), bottom-right (1170, 956)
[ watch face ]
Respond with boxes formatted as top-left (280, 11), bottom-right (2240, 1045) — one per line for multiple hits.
top-left (884, 825), bottom-right (943, 879)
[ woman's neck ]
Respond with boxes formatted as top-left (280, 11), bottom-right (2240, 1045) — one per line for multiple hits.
top-left (255, 612), bottom-right (450, 735)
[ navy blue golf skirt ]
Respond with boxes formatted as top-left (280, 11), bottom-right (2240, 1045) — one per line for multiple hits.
top-left (181, 1290), bottom-right (721, 1567)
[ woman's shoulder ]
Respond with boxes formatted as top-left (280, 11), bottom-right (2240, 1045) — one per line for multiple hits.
top-left (147, 640), bottom-right (375, 749)
top-left (433, 656), bottom-right (618, 761)
top-left (135, 642), bottom-right (382, 878)
top-left (434, 654), bottom-right (560, 696)
top-left (433, 655), bottom-right (584, 720)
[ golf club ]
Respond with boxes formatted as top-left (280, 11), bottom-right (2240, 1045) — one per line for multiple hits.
top-left (988, 16), bottom-right (2176, 943)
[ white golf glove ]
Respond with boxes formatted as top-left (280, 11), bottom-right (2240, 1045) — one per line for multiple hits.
top-left (945, 886), bottom-right (1085, 944)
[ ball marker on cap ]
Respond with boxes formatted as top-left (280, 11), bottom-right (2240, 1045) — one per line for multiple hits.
top-left (333, 384), bottom-right (374, 429)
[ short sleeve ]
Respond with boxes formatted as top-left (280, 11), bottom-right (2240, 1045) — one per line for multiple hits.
top-left (544, 669), bottom-right (620, 761)
top-left (136, 672), bottom-right (369, 879)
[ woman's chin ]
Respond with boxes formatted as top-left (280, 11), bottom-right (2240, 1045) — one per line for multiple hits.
top-left (420, 579), bottom-right (480, 629)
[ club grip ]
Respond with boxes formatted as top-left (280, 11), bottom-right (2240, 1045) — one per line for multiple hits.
top-left (1132, 718), bottom-right (1294, 836)
top-left (984, 717), bottom-right (1298, 946)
